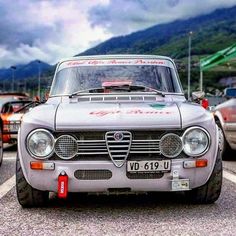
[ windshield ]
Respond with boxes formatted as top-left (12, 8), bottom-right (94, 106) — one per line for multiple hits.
top-left (50, 64), bottom-right (182, 96)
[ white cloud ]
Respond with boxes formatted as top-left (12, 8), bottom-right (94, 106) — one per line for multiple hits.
top-left (89, 0), bottom-right (236, 34)
top-left (0, 0), bottom-right (235, 68)
top-left (0, 0), bottom-right (111, 68)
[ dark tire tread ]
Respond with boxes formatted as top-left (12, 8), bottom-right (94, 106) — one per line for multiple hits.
top-left (16, 155), bottom-right (49, 208)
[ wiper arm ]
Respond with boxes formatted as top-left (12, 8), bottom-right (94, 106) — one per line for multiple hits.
top-left (69, 85), bottom-right (166, 98)
top-left (69, 87), bottom-right (104, 98)
top-left (105, 84), bottom-right (165, 97)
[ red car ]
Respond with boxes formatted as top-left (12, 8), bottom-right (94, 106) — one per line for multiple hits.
top-left (0, 93), bottom-right (32, 166)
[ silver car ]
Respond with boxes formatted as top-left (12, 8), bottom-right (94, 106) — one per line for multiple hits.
top-left (16, 55), bottom-right (222, 207)
top-left (214, 87), bottom-right (236, 159)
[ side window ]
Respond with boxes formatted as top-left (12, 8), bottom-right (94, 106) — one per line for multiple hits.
top-left (1, 104), bottom-right (8, 113)
top-left (2, 103), bottom-right (13, 113)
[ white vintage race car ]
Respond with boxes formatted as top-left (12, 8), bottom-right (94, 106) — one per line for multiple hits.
top-left (16, 55), bottom-right (222, 207)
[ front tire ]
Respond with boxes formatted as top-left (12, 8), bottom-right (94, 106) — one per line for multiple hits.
top-left (216, 120), bottom-right (233, 160)
top-left (16, 154), bottom-right (49, 208)
top-left (186, 149), bottom-right (222, 204)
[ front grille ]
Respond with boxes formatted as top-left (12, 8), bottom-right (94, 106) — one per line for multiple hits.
top-left (105, 131), bottom-right (132, 167)
top-left (74, 169), bottom-right (112, 180)
top-left (76, 131), bottom-right (162, 156)
top-left (53, 130), bottom-right (184, 161)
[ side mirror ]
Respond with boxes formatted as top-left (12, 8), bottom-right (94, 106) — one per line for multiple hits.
top-left (224, 88), bottom-right (236, 98)
top-left (192, 91), bottom-right (209, 109)
top-left (192, 91), bottom-right (205, 102)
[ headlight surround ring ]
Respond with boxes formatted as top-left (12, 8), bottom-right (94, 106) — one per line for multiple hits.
top-left (27, 129), bottom-right (55, 159)
top-left (159, 133), bottom-right (183, 158)
top-left (182, 127), bottom-right (210, 157)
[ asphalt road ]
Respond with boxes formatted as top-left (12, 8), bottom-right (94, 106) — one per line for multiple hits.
top-left (1, 146), bottom-right (236, 236)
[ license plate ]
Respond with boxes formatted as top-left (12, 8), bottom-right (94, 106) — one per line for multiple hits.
top-left (127, 160), bottom-right (171, 173)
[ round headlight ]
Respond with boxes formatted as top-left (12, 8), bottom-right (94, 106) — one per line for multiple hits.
top-left (183, 127), bottom-right (210, 156)
top-left (55, 135), bottom-right (78, 160)
top-left (27, 129), bottom-right (54, 159)
top-left (160, 133), bottom-right (183, 158)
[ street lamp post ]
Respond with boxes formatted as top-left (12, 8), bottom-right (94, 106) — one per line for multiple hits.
top-left (10, 66), bottom-right (16, 92)
top-left (37, 60), bottom-right (41, 99)
top-left (187, 31), bottom-right (192, 101)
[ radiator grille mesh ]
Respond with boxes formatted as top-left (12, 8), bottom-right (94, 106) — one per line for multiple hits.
top-left (74, 169), bottom-right (112, 180)
top-left (55, 135), bottom-right (78, 159)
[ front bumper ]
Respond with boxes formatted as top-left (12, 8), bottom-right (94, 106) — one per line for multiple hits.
top-left (19, 158), bottom-right (215, 193)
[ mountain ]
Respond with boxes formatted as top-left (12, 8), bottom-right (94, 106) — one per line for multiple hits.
top-left (78, 5), bottom-right (236, 91)
top-left (79, 6), bottom-right (236, 59)
top-left (0, 60), bottom-right (52, 81)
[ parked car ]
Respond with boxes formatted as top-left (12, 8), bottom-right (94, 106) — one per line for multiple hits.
top-left (2, 101), bottom-right (40, 142)
top-left (214, 87), bottom-right (236, 159)
top-left (0, 93), bottom-right (31, 166)
top-left (16, 55), bottom-right (222, 207)
top-left (0, 93), bottom-right (40, 166)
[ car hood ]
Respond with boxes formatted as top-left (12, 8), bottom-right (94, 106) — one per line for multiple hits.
top-left (55, 101), bottom-right (181, 130)
top-left (177, 101), bottom-right (215, 129)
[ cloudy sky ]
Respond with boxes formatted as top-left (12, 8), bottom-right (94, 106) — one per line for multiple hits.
top-left (0, 0), bottom-right (236, 68)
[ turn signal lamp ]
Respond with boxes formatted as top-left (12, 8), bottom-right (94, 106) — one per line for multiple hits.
top-left (196, 159), bottom-right (208, 168)
top-left (30, 162), bottom-right (55, 170)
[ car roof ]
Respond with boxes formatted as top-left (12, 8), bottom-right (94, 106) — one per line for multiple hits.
top-left (57, 54), bottom-right (175, 64)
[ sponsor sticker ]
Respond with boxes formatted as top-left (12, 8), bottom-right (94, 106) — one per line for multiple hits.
top-left (58, 58), bottom-right (174, 71)
top-left (89, 109), bottom-right (172, 117)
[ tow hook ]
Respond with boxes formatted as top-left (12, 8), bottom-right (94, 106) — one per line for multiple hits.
top-left (58, 171), bottom-right (68, 199)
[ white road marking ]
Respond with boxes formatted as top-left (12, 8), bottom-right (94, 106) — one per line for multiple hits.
top-left (0, 175), bottom-right (15, 199)
top-left (223, 170), bottom-right (236, 184)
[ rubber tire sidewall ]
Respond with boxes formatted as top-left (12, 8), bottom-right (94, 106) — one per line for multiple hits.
top-left (16, 154), bottom-right (49, 208)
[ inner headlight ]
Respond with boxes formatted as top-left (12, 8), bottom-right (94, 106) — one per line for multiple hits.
top-left (183, 127), bottom-right (210, 156)
top-left (27, 129), bottom-right (54, 159)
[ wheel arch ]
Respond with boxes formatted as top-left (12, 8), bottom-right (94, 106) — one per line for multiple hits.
top-left (214, 111), bottom-right (225, 129)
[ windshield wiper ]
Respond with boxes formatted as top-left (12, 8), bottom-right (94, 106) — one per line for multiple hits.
top-left (69, 87), bottom-right (105, 98)
top-left (103, 84), bottom-right (165, 97)
top-left (69, 84), bottom-right (165, 98)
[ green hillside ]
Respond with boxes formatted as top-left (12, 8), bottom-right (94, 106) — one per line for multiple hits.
top-left (79, 6), bottom-right (236, 93)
